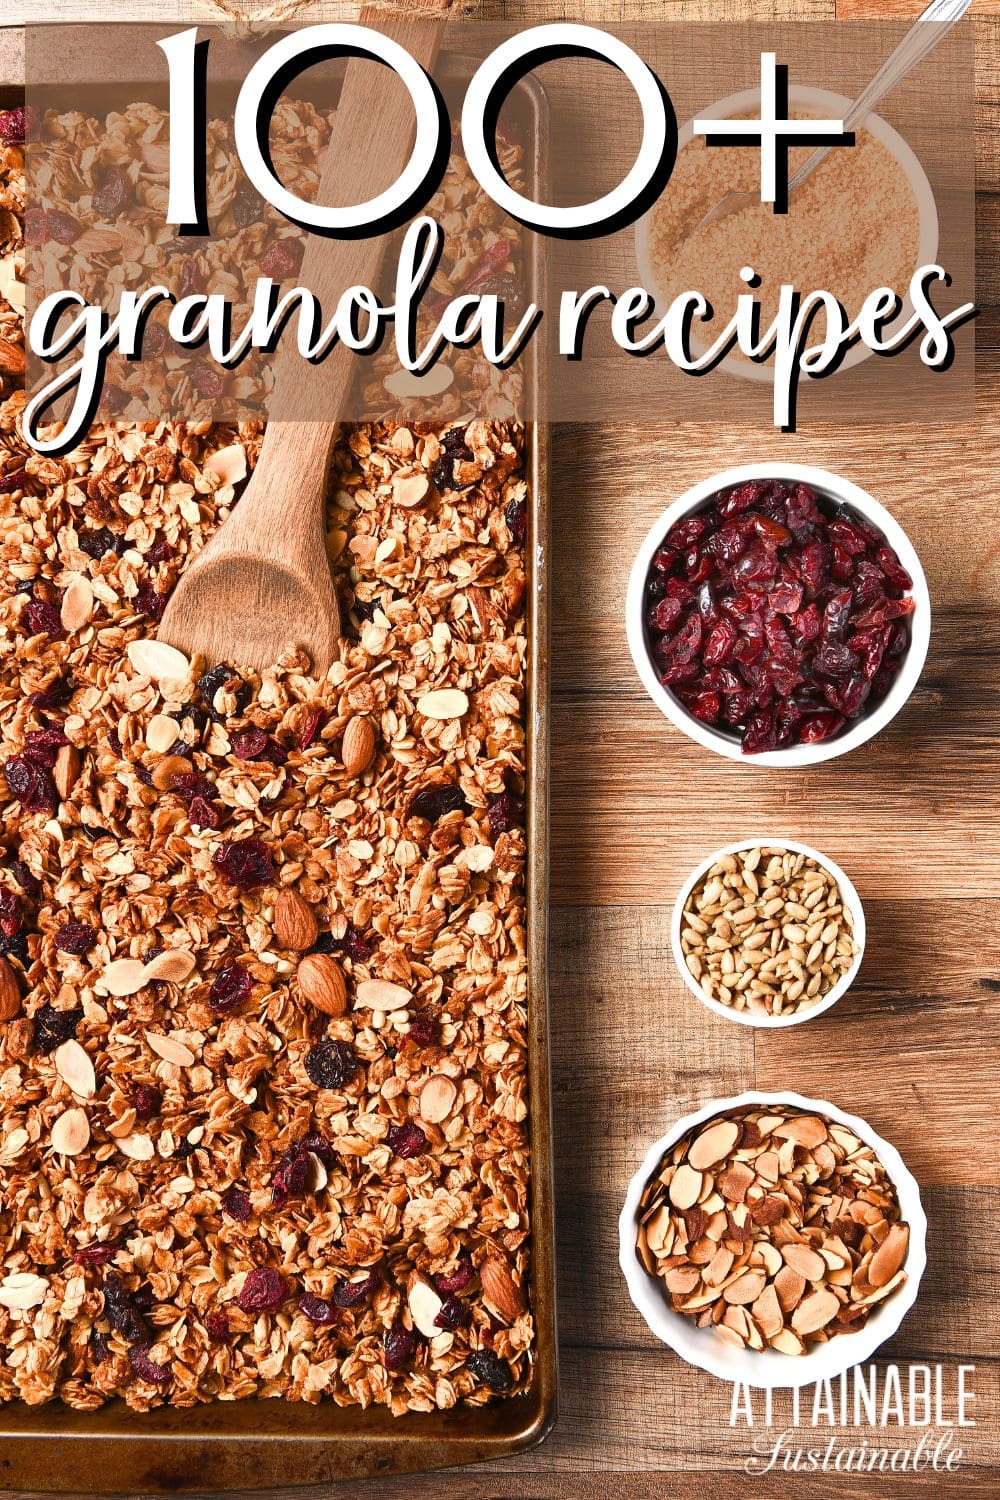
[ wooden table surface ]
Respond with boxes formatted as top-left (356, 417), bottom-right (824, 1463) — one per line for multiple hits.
top-left (6, 0), bottom-right (999, 1495)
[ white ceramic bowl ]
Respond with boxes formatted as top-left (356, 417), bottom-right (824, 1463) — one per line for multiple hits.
top-left (625, 462), bottom-right (931, 767)
top-left (634, 85), bottom-right (939, 382)
top-left (671, 838), bottom-right (865, 1028)
top-left (619, 1091), bottom-right (927, 1389)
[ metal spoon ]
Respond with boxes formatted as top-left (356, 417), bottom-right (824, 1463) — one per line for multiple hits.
top-left (694, 0), bottom-right (973, 235)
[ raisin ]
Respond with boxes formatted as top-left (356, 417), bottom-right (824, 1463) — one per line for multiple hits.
top-left (93, 163), bottom-right (132, 219)
top-left (102, 1269), bottom-right (149, 1344)
top-left (233, 187), bottom-right (265, 228)
top-left (32, 1003), bottom-right (81, 1054)
top-left (466, 1349), bottom-right (513, 1394)
top-left (408, 782), bottom-right (466, 822)
top-left (133, 1084), bottom-right (161, 1121)
top-left (304, 1039), bottom-right (358, 1091)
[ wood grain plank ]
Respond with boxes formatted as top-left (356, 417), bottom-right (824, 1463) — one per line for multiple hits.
top-left (299, 1479), bottom-right (1000, 1500)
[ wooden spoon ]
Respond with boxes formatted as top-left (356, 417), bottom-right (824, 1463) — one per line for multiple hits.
top-left (159, 8), bottom-right (446, 676)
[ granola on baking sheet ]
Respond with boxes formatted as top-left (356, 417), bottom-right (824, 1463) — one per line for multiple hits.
top-left (0, 101), bottom-right (533, 1412)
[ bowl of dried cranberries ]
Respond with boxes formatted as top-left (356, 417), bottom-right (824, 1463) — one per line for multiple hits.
top-left (626, 465), bottom-right (930, 764)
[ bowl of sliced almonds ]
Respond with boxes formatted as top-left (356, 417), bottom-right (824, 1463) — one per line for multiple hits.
top-left (619, 1093), bottom-right (926, 1388)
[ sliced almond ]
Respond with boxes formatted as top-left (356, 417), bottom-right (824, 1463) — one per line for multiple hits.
top-left (406, 1271), bottom-right (444, 1338)
top-left (356, 978), bottom-right (412, 1011)
top-left (51, 1107), bottom-right (90, 1155)
top-left (751, 1283), bottom-right (784, 1340)
top-left (145, 1031), bottom-right (196, 1067)
top-left (392, 471), bottom-right (430, 507)
top-left (770, 1326), bottom-right (805, 1356)
top-left (117, 1133), bottom-right (155, 1162)
top-left (480, 1257), bottom-right (526, 1324)
top-left (307, 1152), bottom-right (328, 1193)
top-left (0, 1274), bottom-right (49, 1310)
top-left (703, 1247), bottom-right (735, 1287)
top-left (867, 1222), bottom-right (909, 1288)
top-left (773, 1115), bottom-right (828, 1149)
top-left (856, 1268), bottom-right (907, 1307)
top-left (127, 639), bottom-right (190, 684)
top-left (723, 1270), bottom-right (766, 1306)
top-left (101, 959), bottom-right (148, 997)
top-left (205, 442), bottom-right (247, 486)
top-left (143, 949), bottom-right (196, 984)
top-left (664, 1266), bottom-right (701, 1296)
top-left (384, 364), bottom-right (453, 400)
top-left (781, 1243), bottom-right (827, 1282)
top-left (146, 714), bottom-right (180, 754)
top-left (54, 1039), bottom-right (96, 1098)
top-left (60, 574), bottom-right (94, 633)
top-left (416, 688), bottom-right (469, 721)
top-left (668, 1163), bottom-right (703, 1211)
top-left (791, 1287), bottom-right (841, 1336)
top-left (687, 1118), bottom-right (741, 1171)
top-left (419, 1074), bottom-right (458, 1124)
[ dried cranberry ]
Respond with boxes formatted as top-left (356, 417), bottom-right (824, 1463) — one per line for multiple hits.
top-left (433, 1255), bottom-right (474, 1296)
top-left (298, 708), bottom-right (325, 749)
top-left (220, 1186), bottom-right (252, 1222)
top-left (877, 546), bottom-right (913, 592)
top-left (304, 1039), bottom-right (358, 1091)
top-left (0, 469), bottom-right (30, 494)
top-left (237, 1266), bottom-right (288, 1313)
top-left (205, 1310), bottom-right (231, 1344)
top-left (0, 105), bottom-right (35, 144)
top-left (387, 1122), bottom-right (427, 1159)
top-left (189, 361), bottom-right (224, 400)
top-left (128, 1344), bottom-right (171, 1386)
top-left (333, 1267), bottom-right (380, 1309)
top-left (383, 1321), bottom-right (417, 1373)
top-left (406, 1012), bottom-right (438, 1048)
top-left (75, 1242), bottom-right (117, 1267)
top-left (434, 1295), bottom-right (467, 1330)
top-left (409, 782), bottom-right (466, 822)
top-left (93, 162), bottom-right (132, 219)
top-left (5, 756), bottom-right (56, 814)
top-left (143, 322), bottom-right (168, 359)
top-left (299, 1293), bottom-right (338, 1326)
top-left (231, 728), bottom-right (269, 760)
top-left (23, 728), bottom-right (69, 768)
top-left (504, 497), bottom-right (527, 544)
top-left (340, 924), bottom-right (372, 963)
top-left (24, 597), bottom-right (65, 639)
top-left (212, 838), bottom-right (275, 889)
top-left (0, 890), bottom-right (22, 939)
top-left (233, 186), bottom-right (265, 228)
top-left (188, 796), bottom-right (221, 830)
top-left (487, 788), bottom-right (524, 839)
top-left (54, 921), bottom-right (95, 955)
top-left (46, 210), bottom-right (82, 246)
top-left (136, 580), bottom-right (168, 622)
top-left (466, 1349), bottom-right (512, 1394)
top-left (24, 208), bottom-right (47, 246)
top-left (259, 238), bottom-right (304, 279)
top-left (210, 963), bottom-right (254, 1013)
top-left (133, 1083), bottom-right (161, 1121)
top-left (33, 1003), bottom-right (80, 1054)
top-left (8, 860), bottom-right (40, 896)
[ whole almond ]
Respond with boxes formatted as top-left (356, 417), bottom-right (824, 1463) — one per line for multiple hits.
top-left (297, 953), bottom-right (347, 1016)
top-left (152, 755), bottom-right (193, 792)
top-left (53, 743), bottom-right (81, 801)
top-left (480, 1258), bottom-right (526, 1325)
top-left (342, 716), bottom-right (376, 778)
top-left (0, 336), bottom-right (25, 376)
top-left (0, 957), bottom-right (21, 1022)
top-left (274, 889), bottom-right (318, 952)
